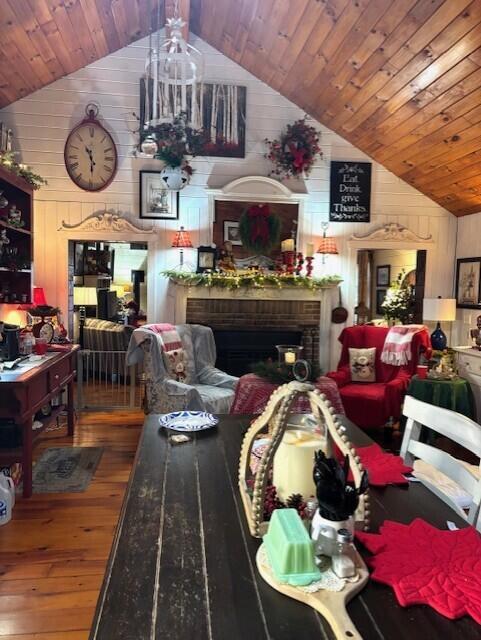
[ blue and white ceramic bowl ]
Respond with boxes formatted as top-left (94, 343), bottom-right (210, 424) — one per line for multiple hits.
top-left (158, 411), bottom-right (219, 432)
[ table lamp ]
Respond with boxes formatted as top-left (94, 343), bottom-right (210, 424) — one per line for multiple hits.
top-left (171, 226), bottom-right (193, 270)
top-left (33, 286), bottom-right (47, 306)
top-left (73, 287), bottom-right (98, 308)
top-left (423, 297), bottom-right (456, 350)
top-left (317, 223), bottom-right (338, 264)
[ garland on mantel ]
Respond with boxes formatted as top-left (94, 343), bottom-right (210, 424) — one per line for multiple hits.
top-left (163, 270), bottom-right (342, 291)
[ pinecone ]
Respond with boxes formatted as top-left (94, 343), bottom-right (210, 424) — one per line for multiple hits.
top-left (287, 493), bottom-right (308, 519)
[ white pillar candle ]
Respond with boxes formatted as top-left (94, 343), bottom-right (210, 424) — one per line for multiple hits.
top-left (285, 351), bottom-right (296, 364)
top-left (273, 429), bottom-right (325, 501)
top-left (283, 238), bottom-right (295, 252)
top-left (306, 242), bottom-right (314, 258)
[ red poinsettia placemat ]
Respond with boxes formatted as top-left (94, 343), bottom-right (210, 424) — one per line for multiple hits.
top-left (335, 443), bottom-right (412, 486)
top-left (357, 519), bottom-right (481, 624)
top-left (355, 443), bottom-right (412, 486)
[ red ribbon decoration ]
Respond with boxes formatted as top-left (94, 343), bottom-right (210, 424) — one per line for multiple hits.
top-left (288, 142), bottom-right (307, 170)
top-left (247, 204), bottom-right (271, 244)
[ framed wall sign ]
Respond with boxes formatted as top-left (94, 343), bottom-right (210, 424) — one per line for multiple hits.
top-left (329, 161), bottom-right (372, 222)
top-left (139, 170), bottom-right (179, 220)
top-left (376, 265), bottom-right (391, 287)
top-left (456, 258), bottom-right (481, 308)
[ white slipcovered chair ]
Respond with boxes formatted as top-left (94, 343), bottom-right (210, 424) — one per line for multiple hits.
top-left (126, 324), bottom-right (238, 414)
top-left (401, 395), bottom-right (481, 528)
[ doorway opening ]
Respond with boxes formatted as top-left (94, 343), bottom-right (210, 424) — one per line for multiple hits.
top-left (356, 248), bottom-right (426, 324)
top-left (68, 240), bottom-right (148, 340)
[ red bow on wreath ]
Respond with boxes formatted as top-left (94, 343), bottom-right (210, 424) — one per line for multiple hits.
top-left (247, 204), bottom-right (271, 244)
top-left (288, 142), bottom-right (308, 170)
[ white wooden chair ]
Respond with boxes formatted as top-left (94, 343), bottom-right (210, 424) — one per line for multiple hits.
top-left (401, 395), bottom-right (481, 527)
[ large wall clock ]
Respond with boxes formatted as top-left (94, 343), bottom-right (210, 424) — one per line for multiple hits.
top-left (64, 103), bottom-right (118, 192)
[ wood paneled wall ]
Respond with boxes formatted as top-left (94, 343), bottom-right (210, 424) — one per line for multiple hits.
top-left (3, 2), bottom-right (481, 215)
top-left (190, 0), bottom-right (481, 216)
top-left (0, 33), bottom-right (456, 367)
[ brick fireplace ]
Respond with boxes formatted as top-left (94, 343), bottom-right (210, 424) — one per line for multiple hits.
top-left (168, 282), bottom-right (337, 374)
top-left (186, 298), bottom-right (320, 375)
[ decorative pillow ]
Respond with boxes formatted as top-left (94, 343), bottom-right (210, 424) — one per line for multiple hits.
top-left (349, 347), bottom-right (376, 383)
top-left (162, 348), bottom-right (192, 384)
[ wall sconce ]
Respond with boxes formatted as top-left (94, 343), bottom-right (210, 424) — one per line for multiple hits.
top-left (317, 222), bottom-right (338, 264)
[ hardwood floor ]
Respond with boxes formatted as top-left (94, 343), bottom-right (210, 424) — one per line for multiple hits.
top-left (0, 409), bottom-right (143, 639)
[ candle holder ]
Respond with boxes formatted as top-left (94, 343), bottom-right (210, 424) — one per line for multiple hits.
top-left (295, 252), bottom-right (304, 276)
top-left (276, 344), bottom-right (304, 365)
top-left (305, 256), bottom-right (314, 278)
top-left (283, 250), bottom-right (295, 274)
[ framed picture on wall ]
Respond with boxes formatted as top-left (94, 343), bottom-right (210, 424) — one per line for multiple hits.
top-left (376, 265), bottom-right (391, 287)
top-left (456, 258), bottom-right (481, 308)
top-left (197, 246), bottom-right (217, 273)
top-left (223, 220), bottom-right (242, 246)
top-left (139, 170), bottom-right (180, 220)
top-left (376, 289), bottom-right (387, 315)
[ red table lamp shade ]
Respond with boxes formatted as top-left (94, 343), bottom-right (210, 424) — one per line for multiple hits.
top-left (317, 237), bottom-right (338, 255)
top-left (33, 287), bottom-right (47, 306)
top-left (171, 227), bottom-right (193, 248)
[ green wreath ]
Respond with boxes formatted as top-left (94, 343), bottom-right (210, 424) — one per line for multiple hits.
top-left (238, 204), bottom-right (281, 254)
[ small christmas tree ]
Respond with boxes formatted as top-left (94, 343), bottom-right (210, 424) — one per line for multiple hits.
top-left (381, 270), bottom-right (415, 324)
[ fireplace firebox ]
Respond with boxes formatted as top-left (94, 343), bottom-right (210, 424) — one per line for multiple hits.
top-left (213, 329), bottom-right (303, 377)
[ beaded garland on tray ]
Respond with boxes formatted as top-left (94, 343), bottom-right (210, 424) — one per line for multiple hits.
top-left (238, 380), bottom-right (369, 538)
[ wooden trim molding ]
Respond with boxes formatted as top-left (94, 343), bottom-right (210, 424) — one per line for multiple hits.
top-left (206, 175), bottom-right (308, 203)
top-left (349, 223), bottom-right (433, 244)
top-left (58, 211), bottom-right (155, 234)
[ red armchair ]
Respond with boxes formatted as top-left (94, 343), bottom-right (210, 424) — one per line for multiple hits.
top-left (327, 325), bottom-right (431, 429)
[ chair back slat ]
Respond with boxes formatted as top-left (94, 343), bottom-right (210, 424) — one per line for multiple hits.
top-left (401, 396), bottom-right (481, 527)
top-left (403, 396), bottom-right (481, 458)
top-left (408, 440), bottom-right (480, 500)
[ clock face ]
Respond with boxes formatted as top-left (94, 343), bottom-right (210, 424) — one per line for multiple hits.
top-left (64, 120), bottom-right (117, 191)
top-left (33, 320), bottom-right (54, 342)
top-left (39, 322), bottom-right (55, 343)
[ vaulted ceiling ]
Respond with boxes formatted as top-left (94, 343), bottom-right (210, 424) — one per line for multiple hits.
top-left (3, 1), bottom-right (481, 216)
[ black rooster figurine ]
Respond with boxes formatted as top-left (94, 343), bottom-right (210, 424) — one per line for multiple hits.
top-left (313, 450), bottom-right (369, 522)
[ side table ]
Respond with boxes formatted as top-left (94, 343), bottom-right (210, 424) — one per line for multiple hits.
top-left (0, 345), bottom-right (79, 497)
top-left (407, 374), bottom-right (475, 419)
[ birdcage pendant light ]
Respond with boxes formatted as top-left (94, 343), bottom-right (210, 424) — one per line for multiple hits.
top-left (145, 0), bottom-right (204, 128)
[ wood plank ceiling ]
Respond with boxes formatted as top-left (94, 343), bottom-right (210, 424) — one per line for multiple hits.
top-left (2, 1), bottom-right (481, 215)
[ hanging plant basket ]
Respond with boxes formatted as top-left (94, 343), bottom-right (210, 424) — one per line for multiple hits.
top-left (265, 118), bottom-right (322, 180)
top-left (159, 165), bottom-right (191, 190)
top-left (139, 111), bottom-right (205, 188)
top-left (238, 204), bottom-right (281, 254)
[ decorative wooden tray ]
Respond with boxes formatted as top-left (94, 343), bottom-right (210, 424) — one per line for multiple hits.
top-left (256, 543), bottom-right (368, 640)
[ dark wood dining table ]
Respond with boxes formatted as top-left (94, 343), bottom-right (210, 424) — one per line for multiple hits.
top-left (89, 414), bottom-right (481, 640)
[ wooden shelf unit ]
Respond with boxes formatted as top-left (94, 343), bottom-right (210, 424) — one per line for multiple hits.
top-left (0, 165), bottom-right (34, 305)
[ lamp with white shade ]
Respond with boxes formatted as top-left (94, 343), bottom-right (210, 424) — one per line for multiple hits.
top-left (423, 297), bottom-right (456, 350)
top-left (73, 287), bottom-right (98, 308)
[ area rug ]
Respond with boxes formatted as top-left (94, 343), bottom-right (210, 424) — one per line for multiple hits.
top-left (30, 447), bottom-right (103, 493)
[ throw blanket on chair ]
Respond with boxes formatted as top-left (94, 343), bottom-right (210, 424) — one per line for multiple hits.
top-left (381, 324), bottom-right (427, 366)
top-left (143, 323), bottom-right (182, 351)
